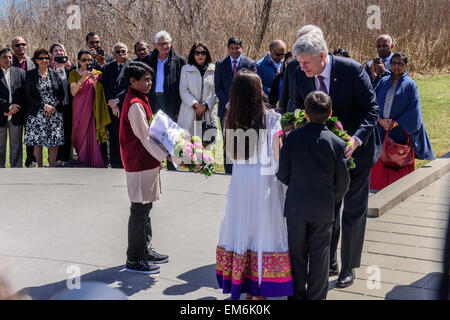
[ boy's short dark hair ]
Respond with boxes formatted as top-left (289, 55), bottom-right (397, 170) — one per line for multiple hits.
top-left (304, 91), bottom-right (332, 123)
top-left (124, 62), bottom-right (154, 85)
top-left (228, 36), bottom-right (243, 48)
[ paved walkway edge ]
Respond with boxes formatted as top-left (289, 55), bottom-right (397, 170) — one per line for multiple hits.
top-left (368, 152), bottom-right (450, 217)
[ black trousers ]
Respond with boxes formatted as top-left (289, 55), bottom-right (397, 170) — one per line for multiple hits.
top-left (127, 202), bottom-right (153, 262)
top-left (56, 104), bottom-right (73, 163)
top-left (330, 169), bottom-right (371, 269)
top-left (107, 110), bottom-right (123, 169)
top-left (287, 218), bottom-right (333, 300)
top-left (220, 118), bottom-right (233, 174)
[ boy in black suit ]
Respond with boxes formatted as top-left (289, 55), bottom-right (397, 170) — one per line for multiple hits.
top-left (277, 91), bottom-right (350, 300)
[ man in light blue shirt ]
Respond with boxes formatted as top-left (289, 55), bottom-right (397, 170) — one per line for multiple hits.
top-left (155, 56), bottom-right (168, 94)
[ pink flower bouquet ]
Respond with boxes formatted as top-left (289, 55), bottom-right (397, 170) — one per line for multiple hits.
top-left (173, 132), bottom-right (218, 178)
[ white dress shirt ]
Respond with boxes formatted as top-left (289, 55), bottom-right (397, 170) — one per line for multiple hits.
top-left (1, 67), bottom-right (13, 121)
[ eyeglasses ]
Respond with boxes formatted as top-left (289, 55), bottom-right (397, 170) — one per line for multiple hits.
top-left (274, 52), bottom-right (285, 57)
top-left (89, 41), bottom-right (100, 45)
top-left (194, 51), bottom-right (208, 56)
top-left (80, 58), bottom-right (93, 63)
top-left (391, 61), bottom-right (406, 66)
top-left (157, 42), bottom-right (170, 47)
top-left (36, 57), bottom-right (50, 61)
top-left (14, 43), bottom-right (26, 48)
top-left (115, 50), bottom-right (127, 54)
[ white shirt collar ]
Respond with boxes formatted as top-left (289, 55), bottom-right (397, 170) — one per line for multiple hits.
top-left (1, 67), bottom-right (10, 74)
top-left (317, 54), bottom-right (331, 80)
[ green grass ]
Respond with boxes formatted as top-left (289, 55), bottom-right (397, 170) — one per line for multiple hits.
top-left (413, 75), bottom-right (450, 169)
top-left (4, 75), bottom-right (449, 170)
top-left (5, 133), bottom-right (49, 167)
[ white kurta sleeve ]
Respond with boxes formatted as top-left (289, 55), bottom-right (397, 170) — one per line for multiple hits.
top-left (128, 102), bottom-right (169, 162)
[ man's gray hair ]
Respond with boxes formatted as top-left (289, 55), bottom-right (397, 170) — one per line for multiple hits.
top-left (293, 33), bottom-right (328, 57)
top-left (112, 42), bottom-right (128, 52)
top-left (296, 25), bottom-right (324, 39)
top-left (154, 31), bottom-right (172, 44)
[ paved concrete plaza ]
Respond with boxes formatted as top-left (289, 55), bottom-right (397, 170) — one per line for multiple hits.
top-left (0, 168), bottom-right (448, 300)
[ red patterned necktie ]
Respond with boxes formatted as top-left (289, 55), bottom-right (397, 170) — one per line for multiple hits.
top-left (233, 60), bottom-right (238, 78)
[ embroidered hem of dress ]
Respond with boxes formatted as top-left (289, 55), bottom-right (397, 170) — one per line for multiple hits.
top-left (216, 247), bottom-right (293, 299)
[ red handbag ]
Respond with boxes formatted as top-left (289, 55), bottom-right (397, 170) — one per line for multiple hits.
top-left (379, 122), bottom-right (415, 168)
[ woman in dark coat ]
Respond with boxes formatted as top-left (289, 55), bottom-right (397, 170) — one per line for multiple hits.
top-left (24, 48), bottom-right (65, 168)
top-left (370, 52), bottom-right (434, 190)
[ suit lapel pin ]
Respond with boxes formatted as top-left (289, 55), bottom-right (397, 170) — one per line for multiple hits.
top-left (334, 78), bottom-right (338, 82)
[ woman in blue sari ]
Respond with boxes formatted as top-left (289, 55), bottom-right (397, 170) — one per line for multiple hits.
top-left (370, 52), bottom-right (434, 190)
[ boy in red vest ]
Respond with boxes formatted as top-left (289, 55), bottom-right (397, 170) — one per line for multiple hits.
top-left (120, 62), bottom-right (174, 274)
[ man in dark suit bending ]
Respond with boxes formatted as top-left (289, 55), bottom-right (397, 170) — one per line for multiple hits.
top-left (292, 33), bottom-right (382, 288)
top-left (214, 37), bottom-right (256, 174)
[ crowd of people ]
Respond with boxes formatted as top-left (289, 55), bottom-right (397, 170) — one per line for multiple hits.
top-left (0, 25), bottom-right (436, 300)
top-left (0, 29), bottom-right (434, 178)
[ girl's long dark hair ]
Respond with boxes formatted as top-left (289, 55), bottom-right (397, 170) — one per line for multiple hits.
top-left (224, 69), bottom-right (267, 161)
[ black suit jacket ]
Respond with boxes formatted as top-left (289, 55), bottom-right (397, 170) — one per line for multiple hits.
top-left (214, 55), bottom-right (257, 119)
top-left (142, 48), bottom-right (186, 119)
top-left (277, 122), bottom-right (350, 223)
top-left (101, 60), bottom-right (130, 108)
top-left (0, 67), bottom-right (26, 126)
top-left (278, 59), bottom-right (299, 114)
top-left (24, 68), bottom-right (65, 117)
top-left (293, 55), bottom-right (382, 174)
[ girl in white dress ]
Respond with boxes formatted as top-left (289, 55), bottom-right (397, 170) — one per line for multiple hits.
top-left (216, 70), bottom-right (293, 300)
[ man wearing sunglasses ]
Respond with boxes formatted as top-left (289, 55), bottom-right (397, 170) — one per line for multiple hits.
top-left (101, 43), bottom-right (130, 169)
top-left (85, 32), bottom-right (114, 70)
top-left (256, 40), bottom-right (286, 96)
top-left (11, 36), bottom-right (37, 168)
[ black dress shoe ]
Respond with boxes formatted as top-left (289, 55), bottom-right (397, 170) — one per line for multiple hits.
top-left (336, 268), bottom-right (354, 288)
top-left (329, 262), bottom-right (339, 276)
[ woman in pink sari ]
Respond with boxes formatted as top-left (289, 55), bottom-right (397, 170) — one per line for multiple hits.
top-left (69, 50), bottom-right (110, 167)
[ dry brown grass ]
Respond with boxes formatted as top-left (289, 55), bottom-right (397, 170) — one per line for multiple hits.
top-left (0, 0), bottom-right (448, 74)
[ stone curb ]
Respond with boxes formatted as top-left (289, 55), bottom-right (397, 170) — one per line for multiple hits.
top-left (368, 152), bottom-right (450, 217)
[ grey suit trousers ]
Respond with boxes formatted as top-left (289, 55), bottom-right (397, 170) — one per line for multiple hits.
top-left (0, 120), bottom-right (23, 168)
